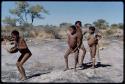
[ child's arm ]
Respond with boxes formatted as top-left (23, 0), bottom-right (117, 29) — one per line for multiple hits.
top-left (8, 46), bottom-right (18, 52)
top-left (71, 46), bottom-right (79, 53)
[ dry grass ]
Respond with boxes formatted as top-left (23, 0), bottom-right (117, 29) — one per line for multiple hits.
top-left (1, 26), bottom-right (123, 41)
top-left (28, 27), bottom-right (67, 39)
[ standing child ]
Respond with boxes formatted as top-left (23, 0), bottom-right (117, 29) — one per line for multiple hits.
top-left (64, 25), bottom-right (79, 71)
top-left (87, 26), bottom-right (102, 69)
top-left (9, 30), bottom-right (32, 80)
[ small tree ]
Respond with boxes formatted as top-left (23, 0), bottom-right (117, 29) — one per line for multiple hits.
top-left (93, 19), bottom-right (109, 29)
top-left (118, 23), bottom-right (123, 29)
top-left (84, 23), bottom-right (92, 28)
top-left (111, 24), bottom-right (118, 29)
top-left (9, 1), bottom-right (29, 26)
top-left (28, 4), bottom-right (48, 25)
top-left (7, 1), bottom-right (48, 26)
top-left (59, 22), bottom-right (72, 28)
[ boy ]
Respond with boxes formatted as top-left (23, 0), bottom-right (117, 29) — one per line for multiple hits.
top-left (75, 21), bottom-right (86, 69)
top-left (64, 25), bottom-right (79, 71)
top-left (87, 26), bottom-right (102, 69)
top-left (9, 30), bottom-right (32, 80)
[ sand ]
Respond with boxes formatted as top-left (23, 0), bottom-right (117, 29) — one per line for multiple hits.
top-left (1, 39), bottom-right (123, 83)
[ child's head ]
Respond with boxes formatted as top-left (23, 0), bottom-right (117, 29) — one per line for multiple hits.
top-left (11, 30), bottom-right (19, 39)
top-left (70, 25), bottom-right (77, 35)
top-left (89, 26), bottom-right (95, 34)
top-left (75, 21), bottom-right (82, 28)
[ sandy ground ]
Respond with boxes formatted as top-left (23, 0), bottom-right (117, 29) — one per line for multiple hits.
top-left (1, 38), bottom-right (123, 83)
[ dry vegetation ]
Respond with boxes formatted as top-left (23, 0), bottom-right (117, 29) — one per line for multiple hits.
top-left (1, 26), bottom-right (67, 40)
top-left (1, 26), bottom-right (123, 41)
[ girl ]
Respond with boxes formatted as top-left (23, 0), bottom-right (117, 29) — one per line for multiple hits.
top-left (10, 30), bottom-right (32, 80)
top-left (87, 26), bottom-right (102, 69)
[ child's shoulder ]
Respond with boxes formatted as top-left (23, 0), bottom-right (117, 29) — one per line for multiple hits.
top-left (19, 36), bottom-right (24, 39)
top-left (19, 37), bottom-right (25, 41)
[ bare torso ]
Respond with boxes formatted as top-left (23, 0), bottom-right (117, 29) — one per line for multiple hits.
top-left (67, 30), bottom-right (77, 50)
top-left (87, 34), bottom-right (98, 47)
top-left (17, 37), bottom-right (28, 49)
top-left (76, 27), bottom-right (83, 47)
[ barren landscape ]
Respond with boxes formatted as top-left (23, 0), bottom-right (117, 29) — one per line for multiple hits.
top-left (1, 38), bottom-right (123, 83)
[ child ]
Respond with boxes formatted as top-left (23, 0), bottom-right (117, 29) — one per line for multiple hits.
top-left (64, 25), bottom-right (79, 71)
top-left (87, 26), bottom-right (102, 69)
top-left (10, 30), bottom-right (32, 80)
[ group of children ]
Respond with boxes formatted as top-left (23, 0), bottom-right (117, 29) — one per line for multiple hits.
top-left (2, 21), bottom-right (102, 80)
top-left (64, 21), bottom-right (102, 71)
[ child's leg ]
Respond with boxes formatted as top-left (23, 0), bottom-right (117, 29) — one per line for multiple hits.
top-left (89, 46), bottom-right (93, 63)
top-left (18, 53), bottom-right (31, 80)
top-left (16, 54), bottom-right (24, 79)
top-left (79, 44), bottom-right (86, 66)
top-left (64, 48), bottom-right (71, 71)
top-left (91, 45), bottom-right (97, 69)
top-left (97, 44), bottom-right (101, 62)
top-left (16, 62), bottom-right (23, 79)
top-left (74, 50), bottom-right (79, 71)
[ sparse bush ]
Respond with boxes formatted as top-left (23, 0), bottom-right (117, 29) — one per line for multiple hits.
top-left (1, 26), bottom-right (69, 40)
top-left (29, 30), bottom-right (38, 38)
top-left (58, 28), bottom-right (67, 39)
top-left (105, 29), bottom-right (114, 35)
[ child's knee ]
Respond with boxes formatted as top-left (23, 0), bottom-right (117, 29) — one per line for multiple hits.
top-left (16, 62), bottom-right (20, 67)
top-left (16, 62), bottom-right (23, 67)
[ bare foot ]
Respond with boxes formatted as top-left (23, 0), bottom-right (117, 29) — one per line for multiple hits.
top-left (20, 76), bottom-right (26, 81)
top-left (64, 68), bottom-right (69, 71)
top-left (19, 74), bottom-right (23, 80)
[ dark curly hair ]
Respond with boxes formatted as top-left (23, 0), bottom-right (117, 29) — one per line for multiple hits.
top-left (75, 21), bottom-right (82, 27)
top-left (70, 25), bottom-right (77, 35)
top-left (89, 26), bottom-right (95, 32)
top-left (11, 30), bottom-right (19, 37)
top-left (11, 30), bottom-right (20, 42)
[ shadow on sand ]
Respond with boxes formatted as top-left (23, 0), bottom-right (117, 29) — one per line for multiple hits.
top-left (95, 62), bottom-right (111, 68)
top-left (26, 71), bottom-right (50, 79)
top-left (70, 62), bottom-right (111, 70)
top-left (80, 62), bottom-right (111, 70)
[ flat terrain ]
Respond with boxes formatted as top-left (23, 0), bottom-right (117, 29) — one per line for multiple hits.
top-left (1, 39), bottom-right (123, 83)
